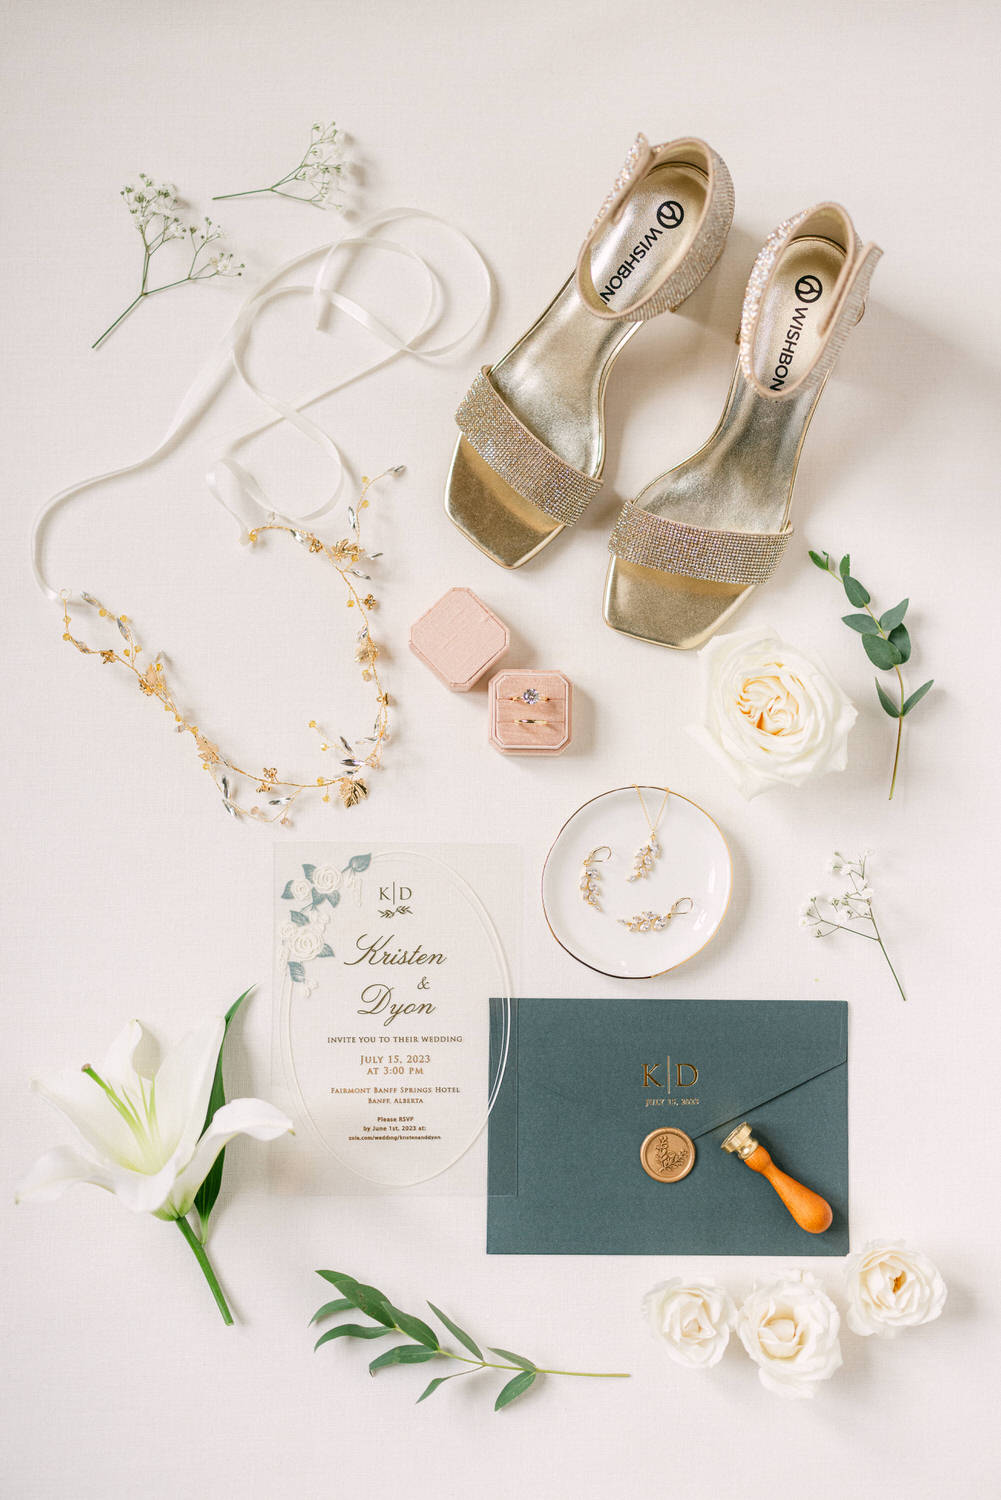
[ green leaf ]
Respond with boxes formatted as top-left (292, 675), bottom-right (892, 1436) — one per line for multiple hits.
top-left (888, 623), bottom-right (911, 663)
top-left (428, 1302), bottom-right (484, 1360)
top-left (302, 864), bottom-right (316, 879)
top-left (289, 909), bottom-right (308, 926)
top-left (310, 1298), bottom-right (354, 1325)
top-left (193, 986), bottom-right (254, 1232)
top-left (288, 961), bottom-right (305, 984)
top-left (346, 854), bottom-right (372, 873)
top-left (875, 681), bottom-right (901, 718)
top-left (281, 880), bottom-right (295, 900)
top-left (841, 612), bottom-right (878, 634)
top-left (843, 575), bottom-right (870, 608)
top-left (315, 1272), bottom-right (396, 1328)
top-left (494, 1370), bottom-right (537, 1411)
top-left (879, 598), bottom-right (909, 632)
top-left (490, 1348), bottom-right (537, 1371)
top-left (839, 554), bottom-right (851, 578)
top-left (862, 633), bottom-right (902, 670)
top-left (314, 1323), bottom-right (393, 1351)
top-left (416, 1374), bottom-right (461, 1404)
top-left (316, 945), bottom-right (335, 958)
top-left (388, 1306), bottom-right (439, 1349)
top-left (902, 678), bottom-right (934, 715)
top-left (324, 891), bottom-right (340, 908)
top-left (369, 1344), bottom-right (439, 1374)
top-left (808, 549), bottom-right (831, 573)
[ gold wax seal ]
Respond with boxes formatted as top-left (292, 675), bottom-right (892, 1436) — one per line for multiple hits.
top-left (640, 1127), bottom-right (695, 1183)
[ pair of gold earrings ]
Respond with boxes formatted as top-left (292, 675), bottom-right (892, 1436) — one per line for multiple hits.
top-left (580, 785), bottom-right (694, 932)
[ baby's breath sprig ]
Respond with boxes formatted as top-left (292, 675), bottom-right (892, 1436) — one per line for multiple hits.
top-left (809, 549), bottom-right (934, 800)
top-left (213, 121), bottom-right (347, 210)
top-left (93, 175), bottom-right (244, 349)
top-left (799, 850), bottom-right (907, 1002)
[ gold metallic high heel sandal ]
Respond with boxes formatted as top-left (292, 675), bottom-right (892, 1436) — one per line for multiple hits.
top-left (604, 203), bottom-right (882, 648)
top-left (445, 133), bottom-right (734, 568)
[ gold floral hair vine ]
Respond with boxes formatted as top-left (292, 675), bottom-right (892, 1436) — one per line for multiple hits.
top-left (57, 469), bottom-right (399, 826)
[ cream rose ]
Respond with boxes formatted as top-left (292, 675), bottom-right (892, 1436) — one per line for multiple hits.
top-left (311, 864), bottom-right (343, 895)
top-left (282, 921), bottom-right (327, 961)
top-left (687, 626), bottom-right (857, 799)
top-left (288, 877), bottom-right (313, 901)
top-left (736, 1272), bottom-right (842, 1398)
top-left (845, 1242), bottom-right (947, 1337)
top-left (643, 1279), bottom-right (736, 1369)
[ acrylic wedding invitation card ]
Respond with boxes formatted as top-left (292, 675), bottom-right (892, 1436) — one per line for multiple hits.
top-left (488, 998), bottom-right (848, 1255)
top-left (272, 844), bottom-right (519, 1194)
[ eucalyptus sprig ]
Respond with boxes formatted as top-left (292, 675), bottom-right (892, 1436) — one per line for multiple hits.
top-left (312, 1271), bottom-right (629, 1411)
top-left (809, 549), bottom-right (934, 799)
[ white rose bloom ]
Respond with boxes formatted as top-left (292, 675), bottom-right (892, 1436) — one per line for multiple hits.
top-left (687, 626), bottom-right (857, 799)
top-left (289, 878), bottom-right (312, 901)
top-left (736, 1272), bottom-right (842, 1398)
top-left (643, 1279), bottom-right (736, 1369)
top-left (285, 923), bottom-right (326, 961)
top-left (310, 865), bottom-right (342, 895)
top-left (845, 1242), bottom-right (947, 1337)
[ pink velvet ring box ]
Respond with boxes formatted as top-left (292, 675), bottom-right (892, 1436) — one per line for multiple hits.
top-left (488, 670), bottom-right (573, 755)
top-left (409, 587), bottom-right (510, 691)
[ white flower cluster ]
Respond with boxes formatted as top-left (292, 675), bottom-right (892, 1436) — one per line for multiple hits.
top-left (645, 1243), bottom-right (945, 1398)
top-left (294, 121), bottom-right (346, 208)
top-left (800, 849), bottom-right (875, 936)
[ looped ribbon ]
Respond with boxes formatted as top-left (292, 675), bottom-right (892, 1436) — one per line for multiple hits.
top-left (31, 207), bottom-right (493, 603)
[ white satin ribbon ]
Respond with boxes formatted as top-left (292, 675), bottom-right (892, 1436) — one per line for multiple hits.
top-left (31, 207), bottom-right (492, 602)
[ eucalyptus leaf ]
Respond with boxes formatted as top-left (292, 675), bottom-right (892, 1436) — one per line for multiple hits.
top-left (879, 598), bottom-right (909, 632)
top-left (314, 1324), bottom-right (393, 1351)
top-left (494, 1370), bottom-right (537, 1410)
top-left (490, 1348), bottom-right (537, 1371)
top-left (428, 1302), bottom-right (484, 1361)
top-left (843, 575), bottom-right (871, 608)
top-left (888, 623), bottom-right (911, 663)
top-left (875, 681), bottom-right (901, 718)
top-left (369, 1345), bottom-right (439, 1374)
top-left (808, 549), bottom-right (831, 572)
top-left (902, 679), bottom-right (934, 715)
top-left (315, 1272), bottom-right (396, 1328)
top-left (841, 613), bottom-right (878, 634)
top-left (862, 633), bottom-right (902, 670)
top-left (388, 1307), bottom-right (439, 1349)
top-left (839, 554), bottom-right (851, 579)
top-left (193, 986), bottom-right (254, 1233)
top-left (416, 1375), bottom-right (462, 1404)
top-left (310, 1298), bottom-right (354, 1325)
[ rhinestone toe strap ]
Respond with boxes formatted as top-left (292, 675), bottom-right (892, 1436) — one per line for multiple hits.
top-left (455, 368), bottom-right (601, 527)
top-left (609, 501), bottom-right (791, 586)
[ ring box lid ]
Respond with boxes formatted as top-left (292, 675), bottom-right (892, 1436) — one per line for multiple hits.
top-left (410, 588), bottom-right (510, 692)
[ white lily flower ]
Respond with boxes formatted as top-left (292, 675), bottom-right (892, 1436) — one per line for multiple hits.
top-left (16, 1017), bottom-right (292, 1221)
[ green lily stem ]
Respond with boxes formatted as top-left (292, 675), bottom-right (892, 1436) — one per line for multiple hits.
top-left (175, 1215), bottom-right (234, 1325)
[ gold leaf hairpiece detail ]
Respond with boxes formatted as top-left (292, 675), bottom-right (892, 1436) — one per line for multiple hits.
top-left (58, 469), bottom-right (400, 826)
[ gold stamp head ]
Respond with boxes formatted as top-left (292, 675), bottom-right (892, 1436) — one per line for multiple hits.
top-left (640, 1127), bottom-right (695, 1183)
top-left (721, 1122), bottom-right (758, 1159)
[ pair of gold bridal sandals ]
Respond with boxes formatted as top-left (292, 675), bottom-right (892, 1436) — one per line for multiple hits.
top-left (445, 134), bottom-right (881, 649)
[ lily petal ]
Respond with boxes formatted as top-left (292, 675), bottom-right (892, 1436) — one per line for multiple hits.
top-left (31, 1068), bottom-right (144, 1170)
top-left (152, 1017), bottom-right (225, 1164)
top-left (100, 1019), bottom-right (145, 1092)
top-left (15, 1144), bottom-right (116, 1203)
top-left (166, 1097), bottom-right (293, 1217)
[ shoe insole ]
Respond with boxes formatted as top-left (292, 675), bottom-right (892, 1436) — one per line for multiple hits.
top-left (636, 235), bottom-right (848, 534)
top-left (491, 162), bottom-right (710, 476)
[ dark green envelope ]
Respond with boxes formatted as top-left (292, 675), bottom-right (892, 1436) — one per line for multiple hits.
top-left (487, 998), bottom-right (848, 1256)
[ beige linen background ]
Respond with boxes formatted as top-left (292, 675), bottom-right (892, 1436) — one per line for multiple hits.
top-left (2, 1), bottom-right (998, 1495)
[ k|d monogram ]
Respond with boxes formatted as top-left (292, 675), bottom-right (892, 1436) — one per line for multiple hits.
top-left (642, 1058), bottom-right (699, 1091)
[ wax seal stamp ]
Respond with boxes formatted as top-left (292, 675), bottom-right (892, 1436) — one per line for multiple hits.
top-left (721, 1122), bottom-right (833, 1234)
top-left (640, 1127), bottom-right (695, 1183)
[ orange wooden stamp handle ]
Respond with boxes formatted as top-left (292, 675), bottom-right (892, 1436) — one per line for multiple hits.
top-left (721, 1123), bottom-right (833, 1235)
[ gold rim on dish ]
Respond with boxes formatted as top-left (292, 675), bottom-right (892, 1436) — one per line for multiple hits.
top-left (540, 784), bottom-right (732, 980)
